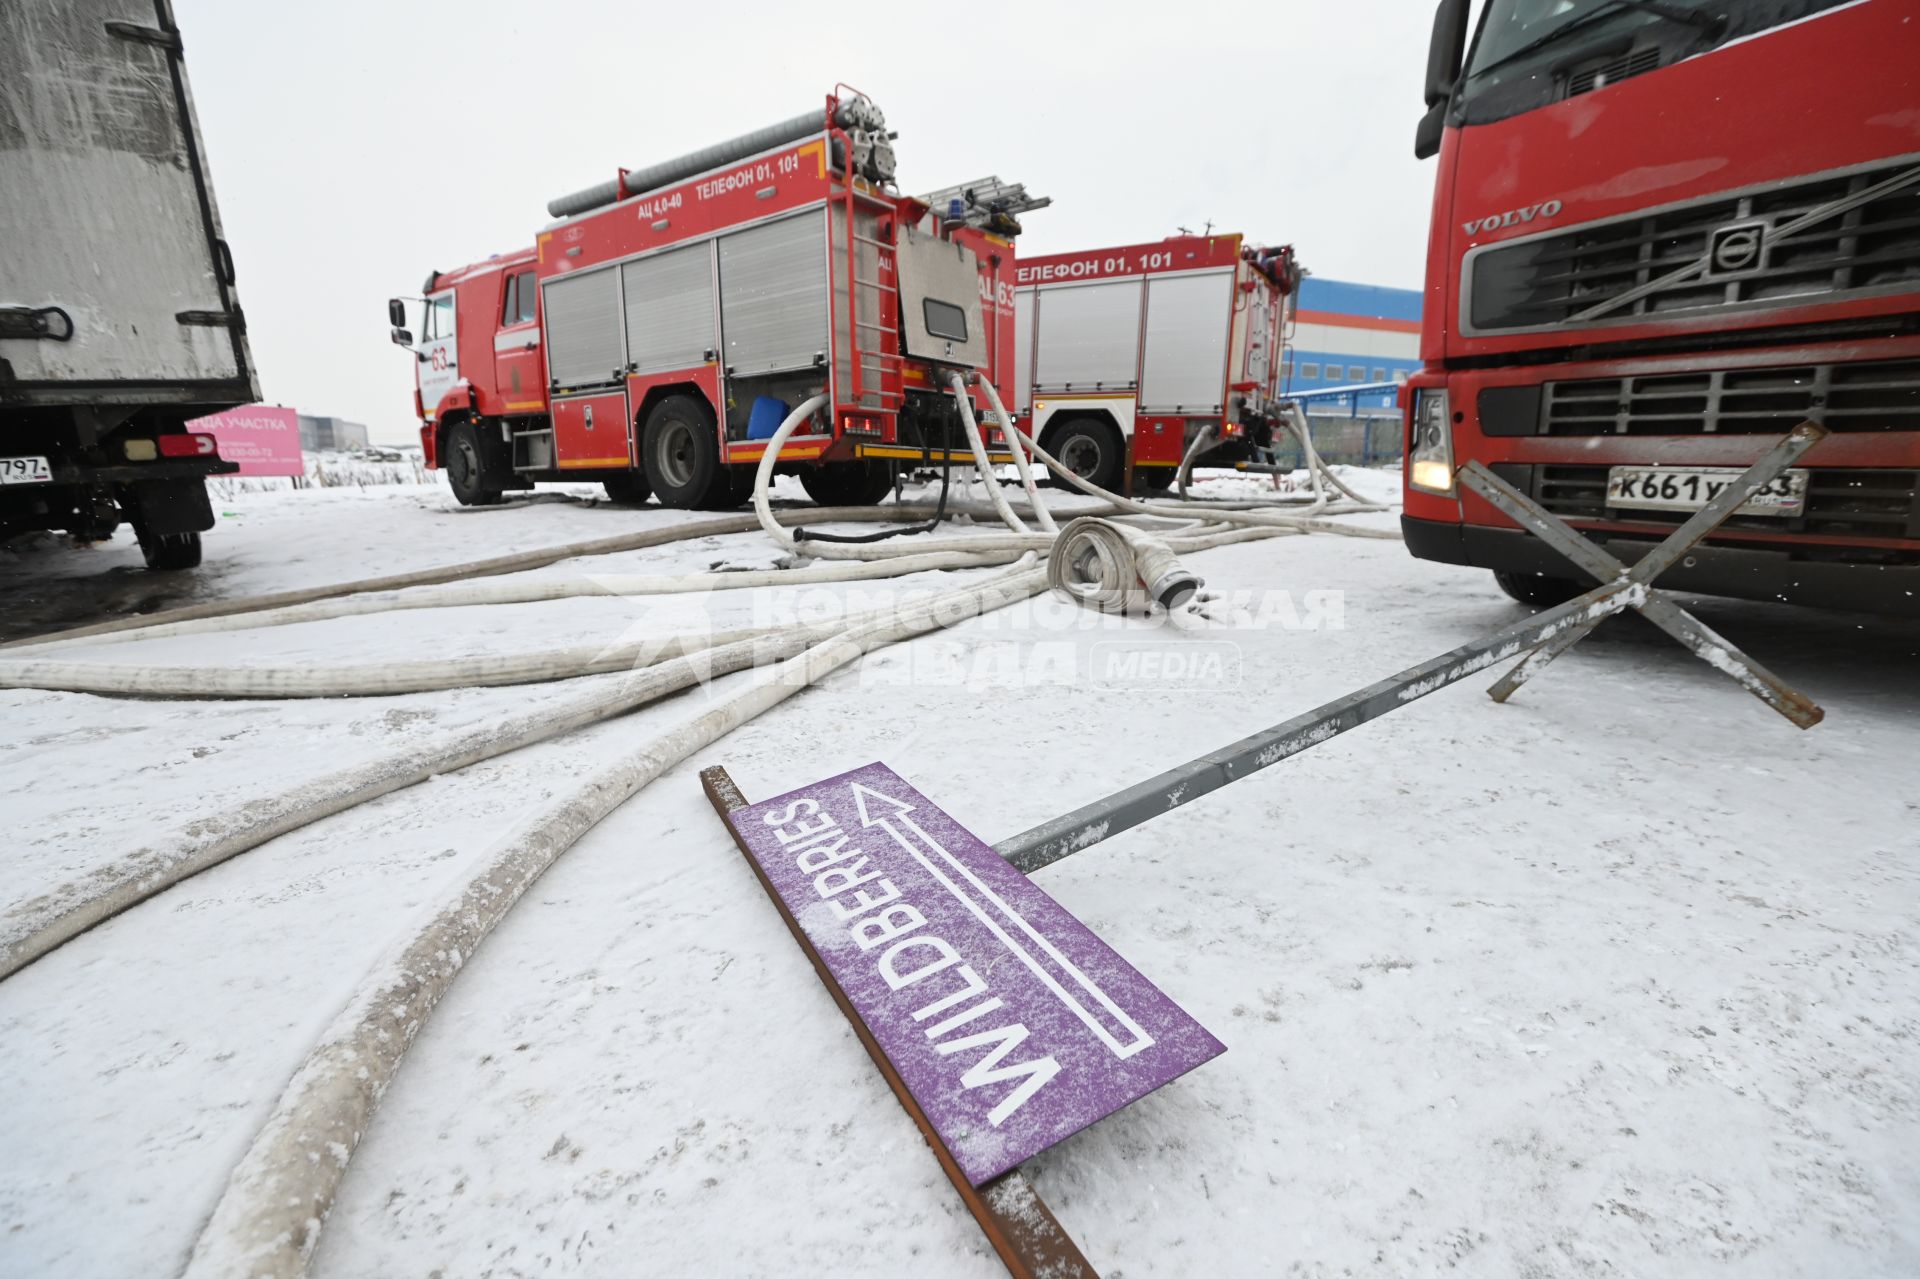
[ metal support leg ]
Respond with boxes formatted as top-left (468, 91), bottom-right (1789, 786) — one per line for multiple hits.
top-left (1457, 421), bottom-right (1826, 729)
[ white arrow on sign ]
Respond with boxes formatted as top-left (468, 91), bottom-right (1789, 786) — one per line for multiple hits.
top-left (849, 781), bottom-right (1155, 1060)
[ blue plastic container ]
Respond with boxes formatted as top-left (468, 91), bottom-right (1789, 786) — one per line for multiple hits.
top-left (746, 395), bottom-right (791, 440)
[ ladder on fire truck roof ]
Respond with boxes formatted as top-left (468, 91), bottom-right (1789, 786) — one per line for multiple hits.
top-left (918, 176), bottom-right (1052, 230)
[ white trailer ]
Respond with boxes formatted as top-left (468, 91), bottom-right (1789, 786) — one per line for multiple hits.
top-left (0, 0), bottom-right (255, 569)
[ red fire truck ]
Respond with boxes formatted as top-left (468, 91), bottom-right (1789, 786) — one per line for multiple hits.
top-left (393, 90), bottom-right (1018, 509)
top-left (1403, 0), bottom-right (1920, 615)
top-left (1009, 237), bottom-right (1301, 492)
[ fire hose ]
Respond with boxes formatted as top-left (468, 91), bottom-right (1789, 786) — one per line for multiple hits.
top-left (180, 557), bottom-right (1046, 1279)
top-left (0, 377), bottom-right (1398, 1276)
top-left (3, 376), bottom-right (1393, 979)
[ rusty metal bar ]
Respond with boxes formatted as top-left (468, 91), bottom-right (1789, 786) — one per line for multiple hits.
top-left (699, 765), bottom-right (1098, 1279)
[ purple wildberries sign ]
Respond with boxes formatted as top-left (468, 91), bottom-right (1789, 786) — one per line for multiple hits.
top-left (729, 761), bottom-right (1224, 1185)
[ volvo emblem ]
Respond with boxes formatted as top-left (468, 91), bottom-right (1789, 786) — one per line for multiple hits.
top-left (1708, 221), bottom-right (1766, 275)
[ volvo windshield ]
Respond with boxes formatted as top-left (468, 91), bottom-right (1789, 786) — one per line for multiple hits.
top-left (1456, 0), bottom-right (1853, 122)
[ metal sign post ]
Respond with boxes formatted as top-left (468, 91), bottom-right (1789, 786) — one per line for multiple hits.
top-left (994, 426), bottom-right (1826, 871)
top-left (694, 426), bottom-right (1830, 1271)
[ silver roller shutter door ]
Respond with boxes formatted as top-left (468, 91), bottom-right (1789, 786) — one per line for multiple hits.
top-left (542, 268), bottom-right (624, 387)
top-left (719, 211), bottom-right (828, 377)
top-left (1140, 271), bottom-right (1234, 412)
top-left (1013, 290), bottom-right (1035, 412)
top-left (624, 243), bottom-right (715, 375)
top-left (1033, 279), bottom-right (1142, 391)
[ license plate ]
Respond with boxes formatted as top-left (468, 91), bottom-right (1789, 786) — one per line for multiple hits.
top-left (1605, 465), bottom-right (1808, 518)
top-left (0, 455), bottom-right (53, 485)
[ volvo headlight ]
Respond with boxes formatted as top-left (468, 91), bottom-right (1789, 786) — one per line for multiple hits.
top-left (1408, 388), bottom-right (1455, 495)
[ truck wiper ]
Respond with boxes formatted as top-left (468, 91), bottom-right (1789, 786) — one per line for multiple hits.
top-left (1468, 0), bottom-right (1723, 81)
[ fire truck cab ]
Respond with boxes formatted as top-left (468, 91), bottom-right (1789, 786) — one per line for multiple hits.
top-left (394, 91), bottom-right (1023, 510)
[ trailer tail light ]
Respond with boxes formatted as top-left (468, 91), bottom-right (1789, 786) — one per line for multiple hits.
top-left (841, 416), bottom-right (881, 437)
top-left (159, 433), bottom-right (220, 459)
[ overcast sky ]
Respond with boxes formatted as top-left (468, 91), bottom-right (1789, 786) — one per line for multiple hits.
top-left (175, 0), bottom-right (1448, 443)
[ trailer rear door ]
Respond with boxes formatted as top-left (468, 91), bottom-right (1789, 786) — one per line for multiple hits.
top-left (0, 0), bottom-right (249, 394)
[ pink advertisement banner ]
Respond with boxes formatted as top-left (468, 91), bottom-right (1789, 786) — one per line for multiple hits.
top-left (188, 405), bottom-right (305, 476)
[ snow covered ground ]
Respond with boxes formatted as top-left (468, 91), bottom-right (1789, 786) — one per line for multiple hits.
top-left (1, 470), bottom-right (1915, 1277)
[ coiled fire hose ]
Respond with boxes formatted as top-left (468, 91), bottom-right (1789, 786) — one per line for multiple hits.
top-left (1047, 516), bottom-right (1203, 613)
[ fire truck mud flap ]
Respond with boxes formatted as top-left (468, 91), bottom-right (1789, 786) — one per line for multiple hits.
top-left (1402, 515), bottom-right (1920, 618)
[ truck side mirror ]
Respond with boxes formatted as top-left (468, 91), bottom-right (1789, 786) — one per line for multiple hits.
top-left (388, 298), bottom-right (406, 327)
top-left (1414, 103), bottom-right (1446, 159)
top-left (391, 327), bottom-right (414, 348)
top-left (1415, 0), bottom-right (1469, 159)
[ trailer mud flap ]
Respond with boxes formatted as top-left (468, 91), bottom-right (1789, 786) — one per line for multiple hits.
top-left (122, 477), bottom-right (214, 536)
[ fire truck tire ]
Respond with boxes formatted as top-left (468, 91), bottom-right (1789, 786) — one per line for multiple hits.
top-left (1493, 570), bottom-right (1588, 608)
top-left (696, 466), bottom-right (754, 511)
top-left (137, 528), bottom-right (203, 571)
top-left (643, 396), bottom-right (722, 509)
top-left (602, 472), bottom-right (652, 505)
top-left (1047, 418), bottom-right (1124, 494)
top-left (799, 461), bottom-right (895, 507)
top-left (445, 421), bottom-right (505, 507)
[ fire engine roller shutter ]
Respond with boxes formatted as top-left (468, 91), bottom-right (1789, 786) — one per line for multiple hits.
top-left (1140, 270), bottom-right (1234, 413)
top-left (719, 210), bottom-right (829, 377)
top-left (623, 243), bottom-right (716, 376)
top-left (1034, 279), bottom-right (1143, 391)
top-left (1013, 290), bottom-right (1035, 413)
top-left (542, 268), bottom-right (624, 388)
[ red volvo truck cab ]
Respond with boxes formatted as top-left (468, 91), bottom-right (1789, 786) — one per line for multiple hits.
top-left (1403, 0), bottom-right (1920, 615)
top-left (1010, 236), bottom-right (1301, 493)
top-left (394, 91), bottom-right (1021, 510)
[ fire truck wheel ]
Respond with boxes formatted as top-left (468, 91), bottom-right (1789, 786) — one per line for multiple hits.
top-left (691, 466), bottom-right (749, 510)
top-left (445, 421), bottom-right (505, 507)
top-left (1049, 418), bottom-right (1124, 493)
top-left (601, 472), bottom-right (652, 505)
top-left (137, 528), bottom-right (202, 571)
top-left (1493, 570), bottom-right (1588, 608)
top-left (799, 461), bottom-right (895, 507)
top-left (642, 395), bottom-right (721, 509)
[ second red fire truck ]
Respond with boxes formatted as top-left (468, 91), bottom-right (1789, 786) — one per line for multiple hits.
top-left (394, 90), bottom-right (1019, 509)
top-left (1011, 236), bottom-right (1302, 492)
